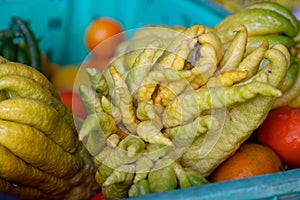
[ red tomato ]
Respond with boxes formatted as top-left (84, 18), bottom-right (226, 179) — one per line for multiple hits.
top-left (257, 106), bottom-right (300, 168)
top-left (91, 192), bottom-right (105, 200)
top-left (59, 90), bottom-right (87, 119)
top-left (84, 17), bottom-right (124, 58)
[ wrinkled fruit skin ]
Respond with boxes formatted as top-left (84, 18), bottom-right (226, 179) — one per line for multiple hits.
top-left (0, 56), bottom-right (100, 199)
top-left (78, 2), bottom-right (298, 199)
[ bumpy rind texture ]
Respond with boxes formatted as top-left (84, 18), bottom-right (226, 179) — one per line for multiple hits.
top-left (79, 2), bottom-right (298, 199)
top-left (0, 56), bottom-right (100, 200)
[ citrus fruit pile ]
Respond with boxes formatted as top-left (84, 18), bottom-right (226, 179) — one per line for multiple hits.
top-left (78, 2), bottom-right (300, 199)
top-left (1, 2), bottom-right (300, 200)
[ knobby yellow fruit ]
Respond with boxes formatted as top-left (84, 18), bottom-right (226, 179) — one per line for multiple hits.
top-left (78, 3), bottom-right (296, 199)
top-left (0, 56), bottom-right (100, 199)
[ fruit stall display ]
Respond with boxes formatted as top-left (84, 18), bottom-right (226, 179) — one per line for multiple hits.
top-left (0, 0), bottom-right (300, 200)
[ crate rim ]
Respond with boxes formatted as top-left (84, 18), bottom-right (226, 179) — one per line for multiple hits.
top-left (128, 168), bottom-right (300, 200)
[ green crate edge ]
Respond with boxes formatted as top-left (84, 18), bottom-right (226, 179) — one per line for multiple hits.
top-left (128, 168), bottom-right (300, 200)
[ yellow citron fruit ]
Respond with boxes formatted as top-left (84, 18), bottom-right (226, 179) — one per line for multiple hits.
top-left (51, 65), bottom-right (90, 91)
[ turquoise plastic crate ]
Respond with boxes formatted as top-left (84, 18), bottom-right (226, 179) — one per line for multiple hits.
top-left (0, 0), bottom-right (228, 65)
top-left (129, 168), bottom-right (300, 200)
top-left (0, 0), bottom-right (72, 65)
top-left (1, 1), bottom-right (299, 200)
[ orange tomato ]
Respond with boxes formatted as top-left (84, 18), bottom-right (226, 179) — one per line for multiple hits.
top-left (84, 18), bottom-right (124, 58)
top-left (51, 66), bottom-right (79, 91)
top-left (257, 106), bottom-right (300, 168)
top-left (51, 66), bottom-right (90, 91)
top-left (59, 90), bottom-right (87, 119)
top-left (209, 143), bottom-right (283, 182)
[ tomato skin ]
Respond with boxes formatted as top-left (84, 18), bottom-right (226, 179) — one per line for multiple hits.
top-left (59, 90), bottom-right (73, 110)
top-left (91, 192), bottom-right (105, 200)
top-left (84, 18), bottom-right (124, 58)
top-left (59, 90), bottom-right (87, 119)
top-left (257, 107), bottom-right (300, 168)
